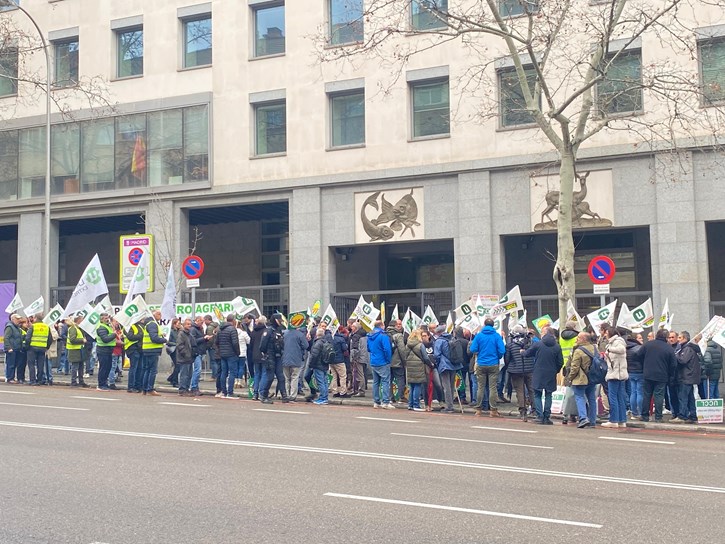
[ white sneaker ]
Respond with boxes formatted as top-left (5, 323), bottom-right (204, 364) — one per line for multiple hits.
top-left (412, 407), bottom-right (425, 412)
top-left (383, 403), bottom-right (396, 410)
top-left (600, 421), bottom-right (618, 428)
top-left (432, 400), bottom-right (440, 405)
top-left (214, 392), bottom-right (224, 398)
top-left (663, 408), bottom-right (671, 415)
top-left (618, 422), bottom-right (627, 428)
top-left (373, 403), bottom-right (382, 409)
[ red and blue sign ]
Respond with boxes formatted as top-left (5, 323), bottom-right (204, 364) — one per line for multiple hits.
top-left (588, 255), bottom-right (616, 285)
top-left (182, 255), bottom-right (205, 280)
top-left (128, 247), bottom-right (144, 265)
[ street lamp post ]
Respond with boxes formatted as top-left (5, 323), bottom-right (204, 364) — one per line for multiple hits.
top-left (0, 0), bottom-right (52, 312)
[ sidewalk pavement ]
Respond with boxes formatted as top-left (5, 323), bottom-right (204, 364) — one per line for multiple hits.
top-left (5, 365), bottom-right (725, 435)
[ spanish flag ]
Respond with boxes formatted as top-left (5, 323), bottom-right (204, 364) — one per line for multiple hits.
top-left (131, 133), bottom-right (146, 179)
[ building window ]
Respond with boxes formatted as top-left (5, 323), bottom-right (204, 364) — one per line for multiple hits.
top-left (411, 0), bottom-right (448, 30)
top-left (699, 38), bottom-right (725, 105)
top-left (0, 1), bottom-right (19, 12)
top-left (115, 114), bottom-right (147, 189)
top-left (53, 38), bottom-right (79, 87)
top-left (81, 118), bottom-right (115, 192)
top-left (254, 3), bottom-right (285, 57)
top-left (411, 79), bottom-right (450, 138)
top-left (116, 27), bottom-right (143, 78)
top-left (499, 0), bottom-right (539, 17)
top-left (51, 123), bottom-right (80, 195)
top-left (19, 127), bottom-right (46, 199)
top-left (183, 105), bottom-right (209, 182)
top-left (498, 66), bottom-right (538, 127)
top-left (0, 46), bottom-right (19, 97)
top-left (330, 91), bottom-right (365, 147)
top-left (255, 101), bottom-right (286, 155)
top-left (0, 130), bottom-right (18, 201)
top-left (183, 15), bottom-right (212, 68)
top-left (329, 0), bottom-right (363, 46)
top-left (261, 219), bottom-right (289, 286)
top-left (597, 49), bottom-right (643, 116)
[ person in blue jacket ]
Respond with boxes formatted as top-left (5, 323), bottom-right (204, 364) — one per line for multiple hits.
top-left (469, 318), bottom-right (506, 417)
top-left (367, 321), bottom-right (394, 409)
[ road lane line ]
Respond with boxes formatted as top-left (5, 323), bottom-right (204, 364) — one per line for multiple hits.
top-left (253, 409), bottom-right (310, 415)
top-left (391, 432), bottom-right (553, 450)
top-left (70, 396), bottom-right (120, 402)
top-left (0, 421), bottom-right (722, 494)
top-left (472, 425), bottom-right (537, 434)
top-left (599, 436), bottom-right (676, 445)
top-left (324, 493), bottom-right (602, 528)
top-left (0, 390), bottom-right (36, 395)
top-left (159, 402), bottom-right (210, 407)
top-left (0, 402), bottom-right (88, 411)
top-left (356, 417), bottom-right (419, 423)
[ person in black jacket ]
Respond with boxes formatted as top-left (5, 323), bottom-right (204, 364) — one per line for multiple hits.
top-left (249, 316), bottom-right (269, 400)
top-left (702, 340), bottom-right (723, 400)
top-left (176, 318), bottom-right (196, 396)
top-left (215, 314), bottom-right (240, 398)
top-left (671, 331), bottom-right (703, 423)
top-left (307, 328), bottom-right (329, 405)
top-left (639, 328), bottom-right (678, 422)
top-left (524, 327), bottom-right (563, 424)
top-left (505, 325), bottom-right (534, 421)
top-left (189, 316), bottom-right (206, 396)
top-left (258, 313), bottom-right (289, 404)
top-left (625, 333), bottom-right (644, 419)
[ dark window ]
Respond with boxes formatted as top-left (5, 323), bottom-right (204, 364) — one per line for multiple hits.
top-left (0, 46), bottom-right (19, 96)
top-left (54, 38), bottom-right (79, 87)
top-left (411, 79), bottom-right (449, 138)
top-left (699, 38), bottom-right (725, 105)
top-left (116, 27), bottom-right (143, 78)
top-left (597, 50), bottom-right (643, 116)
top-left (330, 91), bottom-right (365, 147)
top-left (255, 101), bottom-right (286, 155)
top-left (499, 66), bottom-right (538, 127)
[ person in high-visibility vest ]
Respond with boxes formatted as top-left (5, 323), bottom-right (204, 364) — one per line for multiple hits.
top-left (140, 310), bottom-right (167, 396)
top-left (95, 313), bottom-right (117, 391)
top-left (124, 322), bottom-right (144, 393)
top-left (24, 313), bottom-right (53, 385)
top-left (66, 315), bottom-right (89, 387)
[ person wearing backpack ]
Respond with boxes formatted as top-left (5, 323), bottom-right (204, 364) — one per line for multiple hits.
top-left (434, 324), bottom-right (461, 414)
top-left (566, 332), bottom-right (598, 428)
top-left (469, 318), bottom-right (506, 417)
top-left (601, 326), bottom-right (629, 428)
top-left (386, 321), bottom-right (407, 403)
top-left (405, 329), bottom-right (428, 411)
top-left (308, 328), bottom-right (331, 405)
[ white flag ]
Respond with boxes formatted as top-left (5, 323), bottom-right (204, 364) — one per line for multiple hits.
top-left (23, 296), bottom-right (44, 317)
top-left (123, 248), bottom-right (151, 307)
top-left (629, 298), bottom-right (655, 329)
top-left (116, 295), bottom-right (151, 330)
top-left (421, 305), bottom-right (439, 326)
top-left (616, 303), bottom-right (631, 329)
top-left (658, 298), bottom-right (672, 330)
top-left (74, 303), bottom-right (94, 321)
top-left (160, 264), bottom-right (177, 321)
top-left (4, 292), bottom-right (23, 314)
top-left (518, 310), bottom-right (528, 328)
top-left (320, 304), bottom-right (339, 334)
top-left (445, 312), bottom-right (454, 334)
top-left (489, 285), bottom-right (524, 317)
top-left (231, 296), bottom-right (260, 317)
top-left (79, 303), bottom-right (104, 336)
top-left (587, 300), bottom-right (618, 331)
top-left (42, 303), bottom-right (65, 325)
top-left (61, 254), bottom-right (109, 318)
top-left (566, 300), bottom-right (586, 331)
top-left (711, 318), bottom-right (725, 350)
top-left (402, 308), bottom-right (422, 334)
top-left (358, 300), bottom-right (381, 332)
top-left (390, 304), bottom-right (399, 323)
top-left (454, 299), bottom-right (476, 324)
top-left (349, 295), bottom-right (366, 321)
top-left (96, 295), bottom-right (113, 315)
top-left (458, 312), bottom-right (481, 334)
top-left (551, 318), bottom-right (560, 330)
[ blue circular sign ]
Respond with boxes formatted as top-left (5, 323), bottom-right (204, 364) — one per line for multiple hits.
top-left (182, 255), bottom-right (204, 279)
top-left (588, 256), bottom-right (616, 284)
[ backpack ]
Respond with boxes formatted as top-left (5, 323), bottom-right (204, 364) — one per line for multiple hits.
top-left (448, 337), bottom-right (466, 366)
top-left (321, 340), bottom-right (336, 366)
top-left (580, 346), bottom-right (607, 385)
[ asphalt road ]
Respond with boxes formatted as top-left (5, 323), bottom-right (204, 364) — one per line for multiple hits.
top-left (1, 386), bottom-right (724, 544)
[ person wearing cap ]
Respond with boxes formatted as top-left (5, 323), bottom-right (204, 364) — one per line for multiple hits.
top-left (95, 313), bottom-right (116, 391)
top-left (67, 315), bottom-right (89, 387)
top-left (24, 313), bottom-right (53, 385)
top-left (3, 313), bottom-right (23, 383)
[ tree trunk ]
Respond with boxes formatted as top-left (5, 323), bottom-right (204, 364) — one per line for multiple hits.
top-left (553, 152), bottom-right (576, 326)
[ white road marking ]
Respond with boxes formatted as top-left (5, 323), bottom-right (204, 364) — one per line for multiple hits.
top-left (599, 436), bottom-right (676, 445)
top-left (0, 402), bottom-right (88, 411)
top-left (391, 432), bottom-right (553, 450)
top-left (356, 416), bottom-right (419, 423)
top-left (253, 409), bottom-right (310, 415)
top-left (0, 390), bottom-right (36, 395)
top-left (1, 421), bottom-right (722, 494)
top-left (324, 493), bottom-right (602, 528)
top-left (159, 402), bottom-right (210, 407)
top-left (472, 425), bottom-right (538, 434)
top-left (70, 396), bottom-right (120, 402)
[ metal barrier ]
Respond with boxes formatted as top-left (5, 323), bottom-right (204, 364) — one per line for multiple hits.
top-left (331, 288), bottom-right (455, 323)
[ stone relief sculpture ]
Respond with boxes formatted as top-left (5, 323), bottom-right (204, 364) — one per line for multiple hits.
top-left (356, 187), bottom-right (424, 243)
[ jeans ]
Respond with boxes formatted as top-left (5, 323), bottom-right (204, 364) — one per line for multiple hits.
top-left (313, 369), bottom-right (329, 402)
top-left (208, 349), bottom-right (218, 377)
top-left (190, 354), bottom-right (202, 390)
top-left (468, 370), bottom-right (477, 405)
top-left (608, 379), bottom-right (627, 423)
top-left (283, 366), bottom-right (302, 400)
top-left (126, 350), bottom-right (142, 391)
top-left (677, 383), bottom-right (697, 421)
top-left (178, 363), bottom-right (192, 391)
top-left (211, 359), bottom-right (222, 393)
top-left (237, 357), bottom-right (247, 380)
top-left (372, 364), bottom-right (392, 405)
top-left (628, 373), bottom-right (644, 417)
top-left (221, 356), bottom-right (239, 396)
top-left (701, 378), bottom-right (720, 400)
top-left (58, 347), bottom-right (69, 374)
top-left (253, 362), bottom-right (266, 396)
top-left (27, 348), bottom-right (46, 384)
top-left (533, 388), bottom-right (553, 420)
top-left (44, 356), bottom-right (54, 384)
top-left (408, 382), bottom-right (422, 409)
top-left (573, 384), bottom-right (597, 425)
top-left (260, 357), bottom-right (286, 399)
top-left (441, 369), bottom-right (456, 410)
top-left (97, 350), bottom-right (112, 388)
top-left (141, 353), bottom-right (160, 392)
top-left (15, 350), bottom-right (27, 382)
top-left (642, 380), bottom-right (667, 420)
top-left (109, 354), bottom-right (122, 385)
top-left (497, 364), bottom-right (512, 398)
top-left (4, 350), bottom-right (17, 382)
top-left (666, 382), bottom-right (679, 415)
top-left (475, 365), bottom-right (499, 410)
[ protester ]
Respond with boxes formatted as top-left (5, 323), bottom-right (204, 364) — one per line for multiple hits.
top-left (702, 339), bottom-right (723, 400)
top-left (215, 314), bottom-right (240, 399)
top-left (626, 332), bottom-right (644, 420)
top-left (140, 311), bottom-right (167, 396)
top-left (525, 326), bottom-right (563, 425)
top-left (505, 324), bottom-right (534, 421)
top-left (601, 326), bottom-right (628, 428)
top-left (66, 316), bottom-right (89, 388)
top-left (95, 313), bottom-right (116, 391)
top-left (176, 318), bottom-right (196, 396)
top-left (282, 325), bottom-right (308, 401)
top-left (404, 329), bottom-right (427, 411)
top-left (3, 314), bottom-right (22, 383)
top-left (469, 318), bottom-right (506, 417)
top-left (368, 320), bottom-right (394, 409)
top-left (670, 331), bottom-right (702, 423)
top-left (565, 332), bottom-right (597, 428)
top-left (640, 328), bottom-right (677, 422)
top-left (308, 328), bottom-right (330, 405)
top-left (25, 313), bottom-right (52, 385)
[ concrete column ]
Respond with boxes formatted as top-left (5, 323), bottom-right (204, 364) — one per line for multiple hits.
top-left (651, 152), bottom-right (709, 332)
top-left (455, 171), bottom-right (495, 303)
top-left (16, 213), bottom-right (43, 303)
top-left (289, 187), bottom-right (325, 310)
top-left (144, 200), bottom-right (184, 304)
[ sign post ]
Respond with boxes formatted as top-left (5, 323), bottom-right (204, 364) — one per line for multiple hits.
top-left (182, 255), bottom-right (205, 321)
top-left (588, 255), bottom-right (616, 308)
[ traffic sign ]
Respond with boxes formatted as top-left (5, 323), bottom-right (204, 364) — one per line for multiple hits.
top-left (182, 255), bottom-right (205, 280)
top-left (128, 247), bottom-right (144, 265)
top-left (588, 255), bottom-right (616, 285)
top-left (119, 234), bottom-right (154, 294)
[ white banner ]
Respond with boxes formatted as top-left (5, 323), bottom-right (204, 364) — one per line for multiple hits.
top-left (587, 300), bottom-right (618, 331)
top-left (96, 295), bottom-right (113, 315)
top-left (42, 303), bottom-right (65, 325)
top-left (116, 295), bottom-right (150, 330)
top-left (61, 254), bottom-right (109, 319)
top-left (616, 302), bottom-right (631, 329)
top-left (390, 304), bottom-right (399, 323)
top-left (320, 304), bottom-right (340, 335)
top-left (358, 300), bottom-right (381, 332)
top-left (445, 312), bottom-right (454, 334)
top-left (4, 292), bottom-right (23, 315)
top-left (489, 285), bottom-right (524, 317)
top-left (402, 308), bottom-right (422, 335)
top-left (230, 296), bottom-right (260, 317)
top-left (421, 305), bottom-right (439, 326)
top-left (658, 298), bottom-right (672, 330)
top-left (23, 296), bottom-right (44, 317)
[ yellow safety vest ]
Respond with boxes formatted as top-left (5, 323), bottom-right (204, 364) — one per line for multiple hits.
top-left (29, 322), bottom-right (50, 349)
top-left (124, 324), bottom-right (140, 350)
top-left (560, 336), bottom-right (577, 366)
top-left (66, 325), bottom-right (83, 350)
top-left (96, 323), bottom-right (116, 347)
top-left (142, 323), bottom-right (164, 351)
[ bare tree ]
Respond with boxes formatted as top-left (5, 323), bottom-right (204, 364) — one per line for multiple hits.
top-left (313, 0), bottom-right (725, 320)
